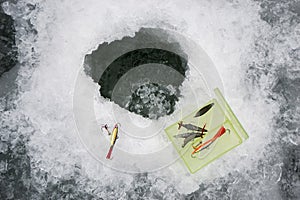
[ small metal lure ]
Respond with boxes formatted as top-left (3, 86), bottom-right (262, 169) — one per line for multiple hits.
top-left (194, 103), bottom-right (214, 118)
top-left (191, 123), bottom-right (207, 147)
top-left (173, 132), bottom-right (204, 139)
top-left (177, 121), bottom-right (208, 132)
top-left (182, 133), bottom-right (201, 148)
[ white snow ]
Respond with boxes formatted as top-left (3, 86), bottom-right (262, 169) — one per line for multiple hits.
top-left (3, 0), bottom-right (281, 196)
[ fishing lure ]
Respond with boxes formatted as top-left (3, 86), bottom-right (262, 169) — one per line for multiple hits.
top-left (173, 131), bottom-right (205, 139)
top-left (177, 121), bottom-right (208, 132)
top-left (101, 124), bottom-right (111, 135)
top-left (182, 133), bottom-right (202, 148)
top-left (106, 124), bottom-right (119, 159)
top-left (174, 130), bottom-right (207, 148)
top-left (191, 126), bottom-right (229, 156)
top-left (191, 123), bottom-right (207, 147)
top-left (194, 103), bottom-right (214, 117)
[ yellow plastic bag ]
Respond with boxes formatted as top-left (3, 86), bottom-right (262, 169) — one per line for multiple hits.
top-left (165, 88), bottom-right (248, 173)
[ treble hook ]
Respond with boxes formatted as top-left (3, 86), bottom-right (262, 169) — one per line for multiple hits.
top-left (101, 124), bottom-right (111, 135)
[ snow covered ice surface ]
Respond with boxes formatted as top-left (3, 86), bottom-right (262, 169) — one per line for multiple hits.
top-left (0, 0), bottom-right (299, 199)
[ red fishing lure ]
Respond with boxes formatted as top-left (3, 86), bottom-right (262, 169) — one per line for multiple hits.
top-left (192, 126), bottom-right (227, 155)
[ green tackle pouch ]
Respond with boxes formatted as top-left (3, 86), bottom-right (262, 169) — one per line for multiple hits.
top-left (164, 88), bottom-right (248, 174)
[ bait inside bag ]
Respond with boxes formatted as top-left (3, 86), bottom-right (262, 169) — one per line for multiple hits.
top-left (165, 88), bottom-right (249, 174)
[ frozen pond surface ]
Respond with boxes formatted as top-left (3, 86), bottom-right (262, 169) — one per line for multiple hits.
top-left (0, 0), bottom-right (299, 199)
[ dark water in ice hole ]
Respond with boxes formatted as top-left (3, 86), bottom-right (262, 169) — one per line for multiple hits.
top-left (84, 28), bottom-right (188, 119)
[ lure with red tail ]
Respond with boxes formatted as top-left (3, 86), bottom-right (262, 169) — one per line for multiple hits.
top-left (106, 124), bottom-right (119, 159)
top-left (192, 126), bottom-right (228, 155)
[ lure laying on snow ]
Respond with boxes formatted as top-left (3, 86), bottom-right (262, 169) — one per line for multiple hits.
top-left (106, 124), bottom-right (119, 159)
